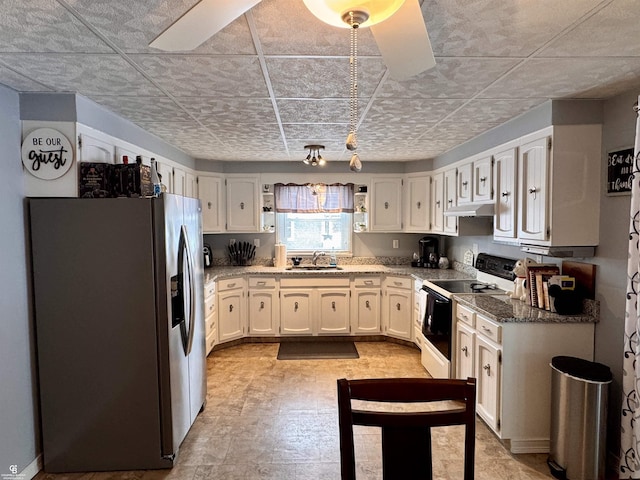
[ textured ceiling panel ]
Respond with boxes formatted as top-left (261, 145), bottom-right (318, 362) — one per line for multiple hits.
top-left (0, 0), bottom-right (638, 163)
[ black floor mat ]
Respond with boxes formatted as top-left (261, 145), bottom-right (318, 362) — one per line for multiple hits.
top-left (277, 341), bottom-right (359, 360)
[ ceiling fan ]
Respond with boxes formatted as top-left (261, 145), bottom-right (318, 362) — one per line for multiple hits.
top-left (149, 0), bottom-right (436, 80)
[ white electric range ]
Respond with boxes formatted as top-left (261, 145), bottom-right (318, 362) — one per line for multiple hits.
top-left (419, 253), bottom-right (516, 378)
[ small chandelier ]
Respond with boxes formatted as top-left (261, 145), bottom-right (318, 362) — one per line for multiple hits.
top-left (303, 145), bottom-right (326, 167)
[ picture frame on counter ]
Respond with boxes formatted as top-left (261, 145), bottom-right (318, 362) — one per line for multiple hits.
top-left (607, 146), bottom-right (634, 196)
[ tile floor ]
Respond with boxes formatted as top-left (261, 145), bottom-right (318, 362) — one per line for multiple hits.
top-left (35, 341), bottom-right (554, 480)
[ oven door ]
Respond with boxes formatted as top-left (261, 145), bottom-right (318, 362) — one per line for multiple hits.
top-left (420, 286), bottom-right (452, 378)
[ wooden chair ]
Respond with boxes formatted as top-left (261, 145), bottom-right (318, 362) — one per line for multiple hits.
top-left (337, 377), bottom-right (476, 480)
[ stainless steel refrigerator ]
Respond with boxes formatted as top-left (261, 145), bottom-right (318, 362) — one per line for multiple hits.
top-left (29, 194), bottom-right (206, 473)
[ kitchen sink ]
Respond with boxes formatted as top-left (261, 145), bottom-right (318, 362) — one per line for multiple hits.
top-left (286, 265), bottom-right (343, 270)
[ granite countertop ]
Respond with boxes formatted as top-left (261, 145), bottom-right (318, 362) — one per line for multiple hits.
top-left (453, 294), bottom-right (599, 324)
top-left (204, 264), bottom-right (472, 285)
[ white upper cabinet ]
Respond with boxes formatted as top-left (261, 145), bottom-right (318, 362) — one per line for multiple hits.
top-left (456, 163), bottom-right (472, 205)
top-left (493, 147), bottom-right (518, 240)
top-left (473, 156), bottom-right (494, 203)
top-left (173, 167), bottom-right (186, 196)
top-left (518, 136), bottom-right (549, 242)
top-left (186, 172), bottom-right (197, 198)
top-left (430, 172), bottom-right (444, 233)
top-left (370, 177), bottom-right (403, 231)
top-left (198, 174), bottom-right (225, 233)
top-left (405, 175), bottom-right (430, 232)
top-left (226, 176), bottom-right (260, 232)
top-left (443, 168), bottom-right (458, 235)
top-left (157, 161), bottom-right (173, 194)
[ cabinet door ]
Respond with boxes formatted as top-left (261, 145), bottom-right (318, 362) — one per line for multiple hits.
top-left (456, 322), bottom-right (475, 380)
top-left (476, 335), bottom-right (501, 432)
top-left (518, 136), bottom-right (550, 242)
top-left (405, 175), bottom-right (430, 232)
top-left (280, 291), bottom-right (313, 335)
top-left (351, 289), bottom-right (380, 334)
top-left (371, 178), bottom-right (402, 231)
top-left (79, 133), bottom-right (115, 164)
top-left (456, 163), bottom-right (472, 204)
top-left (493, 148), bottom-right (518, 240)
top-left (186, 173), bottom-right (197, 198)
top-left (173, 167), bottom-right (186, 196)
top-left (473, 156), bottom-right (493, 202)
top-left (157, 161), bottom-right (173, 194)
top-left (218, 290), bottom-right (244, 342)
top-left (430, 172), bottom-right (444, 233)
top-left (318, 289), bottom-right (350, 334)
top-left (226, 177), bottom-right (259, 232)
top-left (386, 288), bottom-right (412, 340)
top-left (443, 168), bottom-right (458, 234)
top-left (248, 290), bottom-right (278, 335)
top-left (198, 175), bottom-right (224, 233)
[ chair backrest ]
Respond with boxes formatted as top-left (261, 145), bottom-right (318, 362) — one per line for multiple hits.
top-left (337, 377), bottom-right (476, 480)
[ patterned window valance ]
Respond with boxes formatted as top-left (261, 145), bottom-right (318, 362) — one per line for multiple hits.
top-left (274, 183), bottom-right (354, 213)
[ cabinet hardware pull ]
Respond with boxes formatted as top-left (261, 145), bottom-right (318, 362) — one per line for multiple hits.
top-left (365, 300), bottom-right (370, 308)
top-left (462, 181), bottom-right (468, 187)
top-left (448, 199), bottom-right (453, 205)
top-left (483, 364), bottom-right (491, 374)
top-left (207, 201), bottom-right (212, 209)
top-left (528, 187), bottom-right (538, 199)
top-left (435, 200), bottom-right (441, 206)
top-left (480, 176), bottom-right (487, 183)
top-left (416, 201), bottom-right (421, 209)
top-left (294, 301), bottom-right (298, 311)
top-left (240, 202), bottom-right (245, 209)
top-left (481, 326), bottom-right (493, 335)
top-left (332, 301), bottom-right (336, 310)
top-left (384, 201), bottom-right (389, 209)
top-left (227, 283), bottom-right (235, 288)
top-left (229, 305), bottom-right (233, 312)
top-left (364, 280), bottom-right (373, 285)
top-left (461, 346), bottom-right (468, 355)
top-left (396, 303), bottom-right (401, 311)
top-left (501, 191), bottom-right (510, 197)
top-left (257, 281), bottom-right (266, 286)
top-left (260, 301), bottom-right (264, 309)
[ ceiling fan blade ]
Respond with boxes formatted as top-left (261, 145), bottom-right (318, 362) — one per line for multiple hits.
top-left (370, 0), bottom-right (436, 81)
top-left (149, 0), bottom-right (262, 51)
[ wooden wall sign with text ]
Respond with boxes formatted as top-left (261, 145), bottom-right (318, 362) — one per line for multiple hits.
top-left (607, 147), bottom-right (634, 196)
top-left (21, 128), bottom-right (74, 180)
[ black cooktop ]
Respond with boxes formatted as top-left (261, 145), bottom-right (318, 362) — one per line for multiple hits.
top-left (429, 279), bottom-right (504, 294)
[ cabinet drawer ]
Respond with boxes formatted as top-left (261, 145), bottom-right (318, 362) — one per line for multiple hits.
top-left (206, 329), bottom-right (217, 354)
top-left (217, 277), bottom-right (244, 291)
top-left (205, 310), bottom-right (216, 332)
top-left (476, 315), bottom-right (501, 344)
top-left (205, 295), bottom-right (216, 318)
top-left (280, 276), bottom-right (350, 288)
top-left (456, 304), bottom-right (475, 327)
top-left (386, 276), bottom-right (411, 289)
top-left (354, 276), bottom-right (381, 288)
top-left (204, 281), bottom-right (216, 299)
top-left (248, 277), bottom-right (277, 288)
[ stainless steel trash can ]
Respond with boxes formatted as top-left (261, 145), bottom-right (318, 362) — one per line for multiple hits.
top-left (548, 356), bottom-right (612, 480)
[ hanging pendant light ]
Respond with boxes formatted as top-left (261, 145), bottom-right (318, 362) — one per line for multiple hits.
top-left (303, 145), bottom-right (326, 167)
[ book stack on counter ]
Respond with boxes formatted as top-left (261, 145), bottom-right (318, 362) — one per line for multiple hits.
top-left (527, 264), bottom-right (576, 312)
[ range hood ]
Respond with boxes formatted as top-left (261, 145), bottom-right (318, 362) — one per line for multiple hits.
top-left (443, 203), bottom-right (494, 217)
top-left (520, 244), bottom-right (596, 258)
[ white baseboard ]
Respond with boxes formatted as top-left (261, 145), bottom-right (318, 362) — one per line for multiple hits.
top-left (509, 439), bottom-right (550, 454)
top-left (20, 454), bottom-right (42, 480)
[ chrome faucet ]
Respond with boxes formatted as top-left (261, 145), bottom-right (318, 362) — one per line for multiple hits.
top-left (312, 250), bottom-right (326, 265)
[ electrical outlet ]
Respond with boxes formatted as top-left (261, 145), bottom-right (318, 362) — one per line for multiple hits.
top-left (392, 239), bottom-right (399, 249)
top-left (254, 239), bottom-right (260, 248)
top-left (229, 238), bottom-right (236, 245)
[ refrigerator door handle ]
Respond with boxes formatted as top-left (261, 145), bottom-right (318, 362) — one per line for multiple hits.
top-left (182, 225), bottom-right (196, 355)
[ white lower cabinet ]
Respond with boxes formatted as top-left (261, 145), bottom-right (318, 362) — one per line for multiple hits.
top-left (383, 276), bottom-right (413, 341)
top-left (351, 276), bottom-right (381, 334)
top-left (217, 276), bottom-right (246, 343)
top-left (248, 277), bottom-right (279, 336)
top-left (318, 289), bottom-right (350, 334)
top-left (204, 279), bottom-right (217, 355)
top-left (454, 300), bottom-right (595, 453)
top-left (280, 289), bottom-right (313, 335)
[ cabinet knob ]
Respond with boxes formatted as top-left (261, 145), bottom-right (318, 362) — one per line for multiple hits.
top-left (480, 176), bottom-right (487, 183)
top-left (229, 304), bottom-right (233, 312)
top-left (435, 200), bottom-right (441, 207)
top-left (528, 187), bottom-right (538, 200)
top-left (416, 201), bottom-right (421, 209)
top-left (462, 181), bottom-right (468, 188)
top-left (260, 301), bottom-right (264, 310)
top-left (396, 303), bottom-right (401, 311)
top-left (240, 202), bottom-right (245, 210)
top-left (207, 201), bottom-right (212, 209)
top-left (501, 191), bottom-right (510, 197)
top-left (448, 199), bottom-right (453, 205)
top-left (294, 301), bottom-right (298, 311)
top-left (461, 346), bottom-right (468, 356)
top-left (483, 364), bottom-right (491, 374)
top-left (384, 201), bottom-right (389, 209)
top-left (332, 301), bottom-right (336, 310)
top-left (365, 300), bottom-right (370, 308)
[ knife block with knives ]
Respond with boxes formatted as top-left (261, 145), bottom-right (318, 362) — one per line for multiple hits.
top-left (227, 241), bottom-right (256, 266)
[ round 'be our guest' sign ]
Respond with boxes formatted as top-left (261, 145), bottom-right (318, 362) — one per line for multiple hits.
top-left (21, 128), bottom-right (74, 180)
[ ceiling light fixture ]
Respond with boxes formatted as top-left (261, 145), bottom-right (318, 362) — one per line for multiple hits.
top-left (304, 145), bottom-right (326, 167)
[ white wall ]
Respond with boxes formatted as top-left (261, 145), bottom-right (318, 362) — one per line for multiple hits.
top-left (0, 85), bottom-right (39, 475)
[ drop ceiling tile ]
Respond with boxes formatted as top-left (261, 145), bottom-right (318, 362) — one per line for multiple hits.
top-left (66, 0), bottom-right (256, 55)
top-left (357, 122), bottom-right (437, 141)
top-left (205, 122), bottom-right (283, 142)
top-left (445, 98), bottom-right (548, 124)
top-left (176, 97), bottom-right (278, 124)
top-left (267, 57), bottom-right (387, 99)
top-left (89, 95), bottom-right (193, 122)
top-left (365, 98), bottom-right (466, 124)
top-left (378, 57), bottom-right (520, 99)
top-left (253, 0), bottom-right (380, 56)
top-left (423, 0), bottom-right (603, 57)
top-left (0, 53), bottom-right (162, 96)
top-left (277, 99), bottom-right (349, 124)
top-left (539, 0), bottom-right (640, 57)
top-left (0, 0), bottom-right (112, 53)
top-left (420, 122), bottom-right (502, 145)
top-left (0, 64), bottom-right (53, 92)
top-left (282, 123), bottom-right (347, 141)
top-left (130, 55), bottom-right (267, 97)
top-left (480, 57), bottom-right (640, 100)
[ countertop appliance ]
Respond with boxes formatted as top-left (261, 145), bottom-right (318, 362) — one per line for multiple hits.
top-left (29, 194), bottom-right (206, 473)
top-left (203, 243), bottom-right (212, 267)
top-left (420, 253), bottom-right (516, 378)
top-left (416, 235), bottom-right (439, 268)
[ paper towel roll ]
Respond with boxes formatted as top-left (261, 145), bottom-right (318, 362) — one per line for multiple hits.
top-left (275, 243), bottom-right (287, 268)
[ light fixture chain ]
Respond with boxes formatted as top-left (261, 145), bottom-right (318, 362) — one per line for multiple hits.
top-left (349, 12), bottom-right (358, 144)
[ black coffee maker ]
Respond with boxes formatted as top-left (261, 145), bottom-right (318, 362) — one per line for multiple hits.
top-left (418, 236), bottom-right (439, 268)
